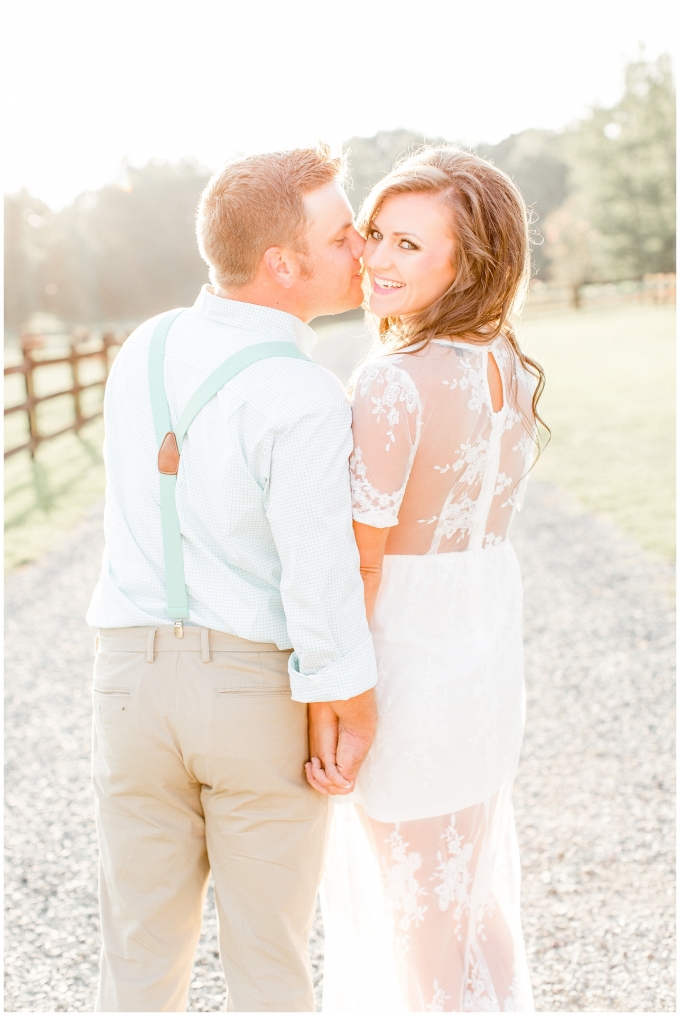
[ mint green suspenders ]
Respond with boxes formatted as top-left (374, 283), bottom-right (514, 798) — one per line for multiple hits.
top-left (148, 308), bottom-right (311, 633)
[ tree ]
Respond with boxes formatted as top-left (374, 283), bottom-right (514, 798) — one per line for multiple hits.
top-left (65, 160), bottom-right (211, 323)
top-left (343, 129), bottom-right (443, 213)
top-left (563, 53), bottom-right (675, 280)
top-left (477, 130), bottom-right (568, 276)
top-left (4, 161), bottom-right (210, 331)
top-left (4, 192), bottom-right (56, 331)
top-left (543, 194), bottom-right (604, 306)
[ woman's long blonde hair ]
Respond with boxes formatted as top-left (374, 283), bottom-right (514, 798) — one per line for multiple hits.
top-left (357, 145), bottom-right (547, 436)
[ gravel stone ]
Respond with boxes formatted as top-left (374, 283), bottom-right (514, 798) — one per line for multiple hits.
top-left (512, 484), bottom-right (675, 1012)
top-left (4, 481), bottom-right (675, 1012)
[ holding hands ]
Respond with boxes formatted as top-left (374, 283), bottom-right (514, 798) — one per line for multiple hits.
top-left (305, 690), bottom-right (377, 796)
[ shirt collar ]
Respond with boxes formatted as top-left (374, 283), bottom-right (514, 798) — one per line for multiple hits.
top-left (193, 285), bottom-right (318, 356)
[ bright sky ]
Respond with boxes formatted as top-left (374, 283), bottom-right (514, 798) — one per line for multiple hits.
top-left (3, 0), bottom-right (676, 208)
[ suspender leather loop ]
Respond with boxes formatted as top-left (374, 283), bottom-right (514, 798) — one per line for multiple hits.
top-left (147, 309), bottom-right (312, 622)
top-left (158, 432), bottom-right (180, 474)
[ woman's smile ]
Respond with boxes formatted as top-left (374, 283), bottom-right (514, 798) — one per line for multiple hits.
top-left (372, 275), bottom-right (406, 292)
top-left (362, 191), bottom-right (457, 316)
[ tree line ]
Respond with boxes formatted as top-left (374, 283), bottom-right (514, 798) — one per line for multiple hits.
top-left (4, 54), bottom-right (674, 333)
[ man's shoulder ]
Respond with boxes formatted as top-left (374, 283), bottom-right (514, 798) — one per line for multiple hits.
top-left (108, 312), bottom-right (167, 372)
top-left (122, 310), bottom-right (182, 353)
top-left (109, 307), bottom-right (349, 425)
top-left (245, 357), bottom-right (350, 428)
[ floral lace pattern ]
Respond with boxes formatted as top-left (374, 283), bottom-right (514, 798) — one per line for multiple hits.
top-left (350, 339), bottom-right (537, 551)
top-left (366, 803), bottom-right (528, 1012)
top-left (441, 353), bottom-right (488, 414)
top-left (464, 958), bottom-right (499, 1012)
top-left (380, 826), bottom-right (428, 955)
top-left (431, 815), bottom-right (474, 938)
top-left (357, 360), bottom-right (419, 452)
top-left (427, 980), bottom-right (453, 1012)
top-left (349, 447), bottom-right (406, 522)
top-left (422, 493), bottom-right (479, 546)
top-left (433, 436), bottom-right (489, 488)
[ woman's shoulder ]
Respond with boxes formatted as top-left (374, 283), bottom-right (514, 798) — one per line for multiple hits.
top-left (493, 335), bottom-right (539, 391)
top-left (352, 352), bottom-right (420, 402)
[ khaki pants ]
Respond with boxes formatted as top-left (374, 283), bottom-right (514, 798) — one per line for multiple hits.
top-left (92, 625), bottom-right (329, 1013)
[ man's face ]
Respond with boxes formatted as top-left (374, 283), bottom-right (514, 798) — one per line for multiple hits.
top-left (295, 181), bottom-right (365, 320)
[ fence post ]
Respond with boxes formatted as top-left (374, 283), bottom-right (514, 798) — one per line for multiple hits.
top-left (20, 335), bottom-right (52, 511)
top-left (70, 338), bottom-right (84, 432)
top-left (103, 332), bottom-right (117, 381)
top-left (20, 338), bottom-right (39, 458)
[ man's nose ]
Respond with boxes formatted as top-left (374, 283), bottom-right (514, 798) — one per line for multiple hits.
top-left (350, 227), bottom-right (366, 259)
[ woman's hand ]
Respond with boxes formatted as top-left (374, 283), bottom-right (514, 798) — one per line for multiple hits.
top-left (305, 691), bottom-right (378, 795)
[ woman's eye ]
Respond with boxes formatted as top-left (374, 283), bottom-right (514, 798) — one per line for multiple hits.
top-left (399, 239), bottom-right (418, 250)
top-left (368, 229), bottom-right (383, 241)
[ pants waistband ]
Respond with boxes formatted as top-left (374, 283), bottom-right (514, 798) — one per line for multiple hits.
top-left (96, 626), bottom-right (287, 664)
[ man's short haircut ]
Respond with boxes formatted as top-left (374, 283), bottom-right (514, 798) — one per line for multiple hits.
top-left (196, 143), bottom-right (345, 287)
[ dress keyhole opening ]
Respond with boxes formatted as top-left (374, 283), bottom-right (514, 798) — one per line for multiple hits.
top-left (487, 352), bottom-right (504, 413)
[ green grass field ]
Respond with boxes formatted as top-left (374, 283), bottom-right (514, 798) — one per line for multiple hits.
top-left (4, 419), bottom-right (107, 572)
top-left (519, 304), bottom-right (675, 559)
top-left (3, 302), bottom-right (675, 571)
top-left (4, 348), bottom-right (109, 571)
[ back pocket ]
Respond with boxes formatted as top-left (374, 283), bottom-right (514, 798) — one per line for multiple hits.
top-left (210, 649), bottom-right (291, 695)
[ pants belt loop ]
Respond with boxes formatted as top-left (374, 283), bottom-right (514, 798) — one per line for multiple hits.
top-left (146, 627), bottom-right (158, 664)
top-left (94, 633), bottom-right (100, 654)
top-left (201, 627), bottom-right (211, 664)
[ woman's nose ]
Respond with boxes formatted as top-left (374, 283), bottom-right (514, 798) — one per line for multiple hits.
top-left (364, 241), bottom-right (391, 270)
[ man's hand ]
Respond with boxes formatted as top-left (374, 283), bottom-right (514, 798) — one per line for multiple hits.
top-left (305, 689), bottom-right (377, 795)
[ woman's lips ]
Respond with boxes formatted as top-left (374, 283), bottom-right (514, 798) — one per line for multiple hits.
top-left (372, 275), bottom-right (406, 294)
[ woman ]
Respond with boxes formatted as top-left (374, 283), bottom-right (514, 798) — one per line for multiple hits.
top-left (309, 146), bottom-right (546, 1012)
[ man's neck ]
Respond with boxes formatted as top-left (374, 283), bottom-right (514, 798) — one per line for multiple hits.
top-left (211, 285), bottom-right (310, 323)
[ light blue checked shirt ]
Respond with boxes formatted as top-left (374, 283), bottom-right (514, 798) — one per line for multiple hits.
top-left (86, 286), bottom-right (377, 702)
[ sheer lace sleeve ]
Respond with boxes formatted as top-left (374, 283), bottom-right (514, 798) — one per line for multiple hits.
top-left (350, 358), bottom-right (422, 528)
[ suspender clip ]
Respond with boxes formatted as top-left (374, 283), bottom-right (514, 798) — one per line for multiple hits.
top-left (174, 620), bottom-right (184, 639)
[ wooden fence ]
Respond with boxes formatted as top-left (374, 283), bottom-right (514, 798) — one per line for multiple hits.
top-left (525, 272), bottom-right (676, 314)
top-left (4, 330), bottom-right (127, 460)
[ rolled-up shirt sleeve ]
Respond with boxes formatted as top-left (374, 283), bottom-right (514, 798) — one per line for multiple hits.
top-left (266, 392), bottom-right (378, 703)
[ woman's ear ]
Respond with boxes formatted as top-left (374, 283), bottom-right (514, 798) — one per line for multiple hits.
top-left (262, 246), bottom-right (297, 289)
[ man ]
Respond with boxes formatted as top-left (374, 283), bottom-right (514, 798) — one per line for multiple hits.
top-left (86, 145), bottom-right (377, 1012)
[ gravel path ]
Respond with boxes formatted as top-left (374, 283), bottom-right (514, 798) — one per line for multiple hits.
top-left (4, 481), bottom-right (675, 1012)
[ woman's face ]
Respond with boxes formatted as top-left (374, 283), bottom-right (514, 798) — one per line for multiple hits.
top-left (362, 191), bottom-right (457, 318)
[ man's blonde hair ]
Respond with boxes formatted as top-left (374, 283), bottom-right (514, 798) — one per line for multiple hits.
top-left (196, 144), bottom-right (345, 287)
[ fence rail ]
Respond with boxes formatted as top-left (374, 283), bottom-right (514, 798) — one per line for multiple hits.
top-left (525, 272), bottom-right (676, 313)
top-left (4, 331), bottom-right (127, 460)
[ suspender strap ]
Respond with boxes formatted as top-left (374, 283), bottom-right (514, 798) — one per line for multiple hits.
top-left (148, 309), bottom-right (184, 445)
top-left (147, 309), bottom-right (311, 621)
top-left (174, 341), bottom-right (311, 450)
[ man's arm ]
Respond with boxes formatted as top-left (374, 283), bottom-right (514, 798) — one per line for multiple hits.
top-left (265, 384), bottom-right (377, 790)
top-left (304, 520), bottom-right (387, 794)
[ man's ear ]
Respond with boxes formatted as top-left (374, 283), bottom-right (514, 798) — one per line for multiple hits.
top-left (262, 246), bottom-right (298, 290)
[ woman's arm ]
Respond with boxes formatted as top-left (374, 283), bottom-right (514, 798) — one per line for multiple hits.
top-left (353, 521), bottom-right (390, 623)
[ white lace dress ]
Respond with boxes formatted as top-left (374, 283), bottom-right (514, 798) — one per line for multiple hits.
top-left (321, 337), bottom-right (536, 1013)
